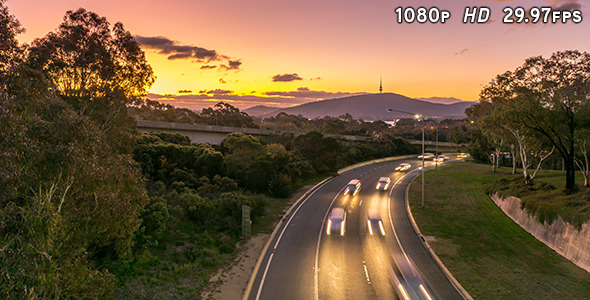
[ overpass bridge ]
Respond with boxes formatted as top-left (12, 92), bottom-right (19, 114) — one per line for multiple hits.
top-left (136, 120), bottom-right (458, 152)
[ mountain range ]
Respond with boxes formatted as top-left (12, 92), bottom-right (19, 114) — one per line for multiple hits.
top-left (244, 93), bottom-right (476, 120)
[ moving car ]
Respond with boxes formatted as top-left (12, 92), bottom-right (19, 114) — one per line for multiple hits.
top-left (417, 153), bottom-right (434, 159)
top-left (327, 207), bottom-right (346, 236)
top-left (376, 177), bottom-right (391, 190)
top-left (395, 163), bottom-right (411, 172)
top-left (344, 179), bottom-right (361, 196)
top-left (457, 153), bottom-right (470, 159)
top-left (367, 209), bottom-right (385, 236)
top-left (433, 156), bottom-right (444, 163)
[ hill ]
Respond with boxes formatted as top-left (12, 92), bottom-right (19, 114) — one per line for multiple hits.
top-left (417, 97), bottom-right (468, 105)
top-left (248, 93), bottom-right (475, 120)
top-left (243, 105), bottom-right (280, 117)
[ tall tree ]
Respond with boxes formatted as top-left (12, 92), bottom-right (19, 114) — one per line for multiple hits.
top-left (27, 8), bottom-right (155, 153)
top-left (478, 51), bottom-right (590, 190)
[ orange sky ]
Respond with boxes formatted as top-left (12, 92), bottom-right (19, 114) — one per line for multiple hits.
top-left (7, 0), bottom-right (590, 110)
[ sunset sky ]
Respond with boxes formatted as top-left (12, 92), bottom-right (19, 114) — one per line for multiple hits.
top-left (7, 0), bottom-right (589, 110)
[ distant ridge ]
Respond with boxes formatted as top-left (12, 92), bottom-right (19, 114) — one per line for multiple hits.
top-left (417, 97), bottom-right (470, 105)
top-left (244, 93), bottom-right (475, 120)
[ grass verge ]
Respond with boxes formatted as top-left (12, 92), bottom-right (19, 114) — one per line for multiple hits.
top-left (409, 162), bottom-right (590, 300)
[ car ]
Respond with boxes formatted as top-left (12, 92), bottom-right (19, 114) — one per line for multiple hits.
top-left (327, 207), bottom-right (346, 236)
top-left (376, 177), bottom-right (391, 190)
top-left (367, 209), bottom-right (385, 236)
top-left (417, 153), bottom-right (434, 159)
top-left (433, 156), bottom-right (444, 162)
top-left (457, 153), bottom-right (470, 158)
top-left (344, 179), bottom-right (361, 196)
top-left (395, 163), bottom-right (411, 172)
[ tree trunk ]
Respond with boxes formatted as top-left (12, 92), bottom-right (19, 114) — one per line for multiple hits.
top-left (510, 144), bottom-right (517, 174)
top-left (565, 156), bottom-right (576, 190)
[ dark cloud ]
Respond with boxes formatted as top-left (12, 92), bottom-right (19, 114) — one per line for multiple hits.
top-left (177, 89), bottom-right (192, 94)
top-left (135, 35), bottom-right (222, 62)
top-left (454, 48), bottom-right (469, 56)
top-left (198, 89), bottom-right (234, 95)
top-left (264, 87), bottom-right (363, 99)
top-left (219, 78), bottom-right (228, 84)
top-left (135, 35), bottom-right (241, 71)
top-left (310, 77), bottom-right (322, 81)
top-left (553, 1), bottom-right (581, 10)
top-left (219, 60), bottom-right (242, 71)
top-left (200, 65), bottom-right (217, 70)
top-left (272, 73), bottom-right (303, 82)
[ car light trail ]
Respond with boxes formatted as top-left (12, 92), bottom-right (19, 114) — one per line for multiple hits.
top-left (378, 220), bottom-right (386, 236)
top-left (398, 284), bottom-right (411, 300)
top-left (419, 284), bottom-right (433, 300)
top-left (368, 220), bottom-right (373, 235)
top-left (326, 220), bottom-right (331, 235)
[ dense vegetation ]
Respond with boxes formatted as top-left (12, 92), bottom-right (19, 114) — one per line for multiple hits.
top-left (1, 4), bottom-right (154, 297)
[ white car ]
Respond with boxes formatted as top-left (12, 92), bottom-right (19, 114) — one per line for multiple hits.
top-left (327, 207), bottom-right (346, 236)
top-left (433, 156), bottom-right (444, 163)
top-left (344, 179), bottom-right (361, 196)
top-left (367, 209), bottom-right (385, 236)
top-left (376, 177), bottom-right (391, 190)
top-left (395, 163), bottom-right (411, 172)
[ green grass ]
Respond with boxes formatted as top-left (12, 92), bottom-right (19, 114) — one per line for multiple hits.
top-left (409, 162), bottom-right (590, 300)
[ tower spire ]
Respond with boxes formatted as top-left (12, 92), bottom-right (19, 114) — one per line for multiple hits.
top-left (379, 76), bottom-right (383, 94)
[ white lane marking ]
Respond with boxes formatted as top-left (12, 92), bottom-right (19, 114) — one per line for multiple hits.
top-left (362, 261), bottom-right (372, 285)
top-left (255, 179), bottom-right (332, 300)
top-left (255, 253), bottom-right (274, 300)
top-left (388, 168), bottom-right (420, 254)
top-left (314, 186), bottom-right (346, 300)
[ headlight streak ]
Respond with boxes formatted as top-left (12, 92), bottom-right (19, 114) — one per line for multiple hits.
top-left (367, 219), bottom-right (373, 235)
top-left (326, 220), bottom-right (331, 235)
top-left (378, 220), bottom-right (385, 236)
top-left (419, 284), bottom-right (433, 300)
top-left (398, 284), bottom-right (411, 300)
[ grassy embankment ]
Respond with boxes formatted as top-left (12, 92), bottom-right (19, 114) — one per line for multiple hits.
top-left (408, 162), bottom-right (590, 299)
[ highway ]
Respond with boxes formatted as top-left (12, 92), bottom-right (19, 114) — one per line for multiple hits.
top-left (245, 156), bottom-right (465, 300)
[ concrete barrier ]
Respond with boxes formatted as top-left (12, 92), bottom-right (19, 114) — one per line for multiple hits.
top-left (491, 194), bottom-right (590, 273)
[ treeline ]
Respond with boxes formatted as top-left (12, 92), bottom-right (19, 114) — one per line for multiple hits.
top-left (129, 100), bottom-right (258, 128)
top-left (467, 50), bottom-right (590, 190)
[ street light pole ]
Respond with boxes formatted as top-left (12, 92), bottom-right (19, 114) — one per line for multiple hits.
top-left (421, 117), bottom-right (425, 207)
top-left (386, 108), bottom-right (425, 207)
top-left (435, 119), bottom-right (439, 171)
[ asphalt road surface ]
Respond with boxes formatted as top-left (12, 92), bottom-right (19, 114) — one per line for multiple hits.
top-left (245, 156), bottom-right (465, 300)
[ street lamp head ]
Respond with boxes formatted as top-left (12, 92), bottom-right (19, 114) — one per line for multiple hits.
top-left (386, 109), bottom-right (393, 112)
top-left (414, 114), bottom-right (421, 119)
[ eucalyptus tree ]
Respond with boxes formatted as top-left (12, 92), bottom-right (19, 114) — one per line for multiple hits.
top-left (476, 51), bottom-right (590, 189)
top-left (27, 8), bottom-right (155, 153)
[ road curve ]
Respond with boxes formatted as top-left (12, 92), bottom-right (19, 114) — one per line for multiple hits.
top-left (244, 157), bottom-right (465, 300)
